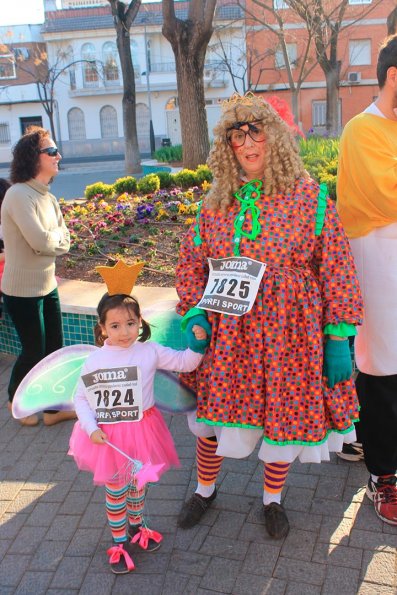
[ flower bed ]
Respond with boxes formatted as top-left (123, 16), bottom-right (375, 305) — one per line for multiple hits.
top-left (57, 181), bottom-right (211, 286)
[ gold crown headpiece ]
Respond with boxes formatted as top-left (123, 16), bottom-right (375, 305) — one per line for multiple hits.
top-left (221, 91), bottom-right (265, 113)
top-left (95, 260), bottom-right (144, 296)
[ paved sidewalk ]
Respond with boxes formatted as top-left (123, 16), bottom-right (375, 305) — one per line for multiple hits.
top-left (0, 353), bottom-right (396, 595)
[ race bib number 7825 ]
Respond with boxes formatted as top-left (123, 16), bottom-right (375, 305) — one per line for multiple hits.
top-left (196, 256), bottom-right (266, 316)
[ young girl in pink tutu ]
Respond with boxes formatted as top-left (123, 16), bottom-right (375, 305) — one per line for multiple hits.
top-left (68, 266), bottom-right (208, 575)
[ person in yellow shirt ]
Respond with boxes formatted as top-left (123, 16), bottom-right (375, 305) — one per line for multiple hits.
top-left (337, 34), bottom-right (397, 526)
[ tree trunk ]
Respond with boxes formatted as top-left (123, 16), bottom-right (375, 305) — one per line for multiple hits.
top-left (175, 49), bottom-right (210, 169)
top-left (162, 0), bottom-right (215, 169)
top-left (325, 67), bottom-right (340, 136)
top-left (116, 28), bottom-right (141, 174)
top-left (291, 88), bottom-right (299, 127)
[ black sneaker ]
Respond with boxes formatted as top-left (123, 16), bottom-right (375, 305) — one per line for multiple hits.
top-left (107, 541), bottom-right (135, 574)
top-left (263, 502), bottom-right (290, 539)
top-left (336, 442), bottom-right (364, 462)
top-left (128, 524), bottom-right (162, 552)
top-left (177, 488), bottom-right (217, 529)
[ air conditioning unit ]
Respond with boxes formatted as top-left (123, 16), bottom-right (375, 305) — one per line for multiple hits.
top-left (347, 71), bottom-right (361, 84)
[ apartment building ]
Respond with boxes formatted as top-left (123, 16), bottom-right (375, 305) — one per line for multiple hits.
top-left (0, 24), bottom-right (49, 163)
top-left (246, 0), bottom-right (396, 133)
top-left (0, 1), bottom-right (246, 163)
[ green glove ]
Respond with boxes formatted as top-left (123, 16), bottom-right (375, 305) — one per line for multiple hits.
top-left (184, 314), bottom-right (212, 354)
top-left (323, 339), bottom-right (352, 389)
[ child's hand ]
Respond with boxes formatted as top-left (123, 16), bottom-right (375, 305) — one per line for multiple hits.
top-left (90, 429), bottom-right (107, 444)
top-left (192, 325), bottom-right (207, 341)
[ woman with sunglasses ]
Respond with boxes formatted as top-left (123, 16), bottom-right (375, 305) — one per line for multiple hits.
top-left (1, 126), bottom-right (75, 426)
top-left (175, 93), bottom-right (363, 539)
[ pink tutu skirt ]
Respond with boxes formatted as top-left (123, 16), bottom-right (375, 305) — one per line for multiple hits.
top-left (68, 406), bottom-right (180, 485)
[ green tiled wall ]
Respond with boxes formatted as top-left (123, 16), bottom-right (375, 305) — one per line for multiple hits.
top-left (0, 311), bottom-right (97, 356)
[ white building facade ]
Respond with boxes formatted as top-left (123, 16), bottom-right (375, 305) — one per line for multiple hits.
top-left (0, 1), bottom-right (246, 164)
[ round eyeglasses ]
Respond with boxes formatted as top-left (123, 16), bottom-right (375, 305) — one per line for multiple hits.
top-left (226, 122), bottom-right (265, 148)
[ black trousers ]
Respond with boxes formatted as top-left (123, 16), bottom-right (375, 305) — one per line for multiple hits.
top-left (3, 288), bottom-right (63, 413)
top-left (356, 371), bottom-right (397, 476)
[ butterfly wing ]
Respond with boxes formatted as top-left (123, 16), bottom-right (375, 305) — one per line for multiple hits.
top-left (145, 305), bottom-right (197, 413)
top-left (12, 344), bottom-right (98, 419)
top-left (153, 370), bottom-right (197, 413)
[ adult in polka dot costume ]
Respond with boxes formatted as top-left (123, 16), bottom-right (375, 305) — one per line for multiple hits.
top-left (175, 93), bottom-right (363, 539)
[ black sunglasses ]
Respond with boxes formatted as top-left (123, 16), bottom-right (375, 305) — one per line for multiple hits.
top-left (39, 147), bottom-right (59, 157)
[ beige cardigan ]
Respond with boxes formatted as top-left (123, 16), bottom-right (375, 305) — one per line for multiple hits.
top-left (1, 178), bottom-right (70, 297)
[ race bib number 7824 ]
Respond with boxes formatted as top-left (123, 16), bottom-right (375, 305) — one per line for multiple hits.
top-left (82, 366), bottom-right (143, 424)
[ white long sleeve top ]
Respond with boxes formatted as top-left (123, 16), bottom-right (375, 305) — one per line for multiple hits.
top-left (74, 340), bottom-right (203, 436)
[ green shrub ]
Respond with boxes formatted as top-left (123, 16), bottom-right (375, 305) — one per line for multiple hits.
top-left (172, 168), bottom-right (199, 188)
top-left (195, 164), bottom-right (213, 184)
top-left (84, 182), bottom-right (114, 200)
top-left (299, 136), bottom-right (339, 201)
top-left (137, 174), bottom-right (160, 194)
top-left (153, 144), bottom-right (183, 163)
top-left (156, 171), bottom-right (174, 189)
top-left (113, 176), bottom-right (137, 195)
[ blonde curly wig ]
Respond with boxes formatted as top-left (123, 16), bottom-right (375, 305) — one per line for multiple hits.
top-left (206, 94), bottom-right (307, 212)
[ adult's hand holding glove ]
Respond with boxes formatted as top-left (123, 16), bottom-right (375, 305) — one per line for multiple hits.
top-left (323, 338), bottom-right (352, 389)
top-left (184, 314), bottom-right (212, 354)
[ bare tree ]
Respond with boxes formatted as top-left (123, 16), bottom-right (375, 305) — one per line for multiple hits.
top-left (246, 0), bottom-right (384, 135)
top-left (0, 43), bottom-right (91, 144)
top-left (240, 0), bottom-right (318, 125)
top-left (208, 31), bottom-right (273, 93)
top-left (108, 0), bottom-right (142, 174)
top-left (162, 0), bottom-right (217, 169)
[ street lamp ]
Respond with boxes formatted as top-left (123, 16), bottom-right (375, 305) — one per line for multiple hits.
top-left (143, 22), bottom-right (155, 157)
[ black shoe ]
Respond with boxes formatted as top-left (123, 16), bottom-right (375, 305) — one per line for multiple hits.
top-left (128, 524), bottom-right (162, 552)
top-left (177, 488), bottom-right (217, 529)
top-left (336, 442), bottom-right (364, 462)
top-left (263, 502), bottom-right (290, 539)
top-left (107, 541), bottom-right (135, 574)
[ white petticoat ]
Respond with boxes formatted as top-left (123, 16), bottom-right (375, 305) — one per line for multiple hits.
top-left (187, 411), bottom-right (356, 464)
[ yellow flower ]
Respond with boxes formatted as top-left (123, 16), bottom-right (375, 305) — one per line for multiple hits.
top-left (156, 208), bottom-right (168, 221)
top-left (185, 217), bottom-right (195, 226)
top-left (187, 203), bottom-right (198, 215)
top-left (202, 180), bottom-right (212, 192)
top-left (178, 204), bottom-right (187, 214)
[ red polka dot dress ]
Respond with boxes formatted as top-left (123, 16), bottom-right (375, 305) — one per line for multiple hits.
top-left (176, 177), bottom-right (363, 463)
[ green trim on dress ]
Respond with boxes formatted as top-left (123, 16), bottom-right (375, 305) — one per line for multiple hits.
top-left (323, 322), bottom-right (357, 337)
top-left (196, 417), bottom-right (359, 446)
top-left (232, 180), bottom-right (263, 256)
top-left (193, 200), bottom-right (203, 246)
top-left (314, 183), bottom-right (328, 236)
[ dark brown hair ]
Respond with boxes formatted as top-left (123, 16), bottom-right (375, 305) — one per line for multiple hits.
top-left (94, 293), bottom-right (151, 346)
top-left (377, 34), bottom-right (397, 88)
top-left (10, 126), bottom-right (51, 184)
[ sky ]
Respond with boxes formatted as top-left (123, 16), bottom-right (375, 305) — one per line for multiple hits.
top-left (1, 0), bottom-right (157, 27)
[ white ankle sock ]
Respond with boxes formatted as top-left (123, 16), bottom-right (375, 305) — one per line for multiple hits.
top-left (263, 490), bottom-right (281, 505)
top-left (371, 474), bottom-right (379, 483)
top-left (195, 483), bottom-right (215, 498)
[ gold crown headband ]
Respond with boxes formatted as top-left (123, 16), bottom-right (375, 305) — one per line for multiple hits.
top-left (220, 91), bottom-right (265, 113)
top-left (95, 260), bottom-right (144, 296)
